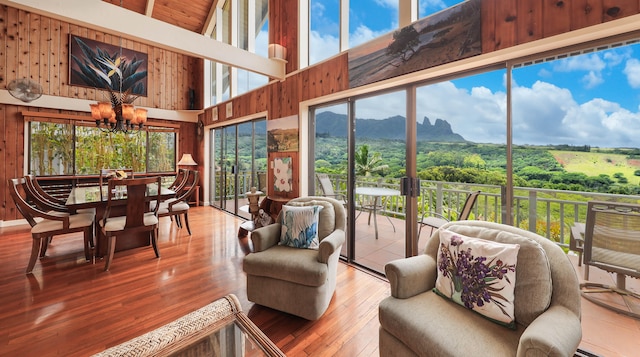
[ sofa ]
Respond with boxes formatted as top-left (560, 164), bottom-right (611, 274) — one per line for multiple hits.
top-left (379, 220), bottom-right (582, 356)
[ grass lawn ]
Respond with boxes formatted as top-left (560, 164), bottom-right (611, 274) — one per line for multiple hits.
top-left (550, 150), bottom-right (640, 185)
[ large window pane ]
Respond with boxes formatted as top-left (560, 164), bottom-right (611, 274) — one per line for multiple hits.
top-left (416, 70), bottom-right (506, 225)
top-left (349, 0), bottom-right (396, 48)
top-left (29, 122), bottom-right (73, 176)
top-left (310, 0), bottom-right (340, 64)
top-left (511, 42), bottom-right (640, 242)
top-left (76, 128), bottom-right (147, 173)
top-left (148, 131), bottom-right (176, 172)
top-left (29, 121), bottom-right (175, 176)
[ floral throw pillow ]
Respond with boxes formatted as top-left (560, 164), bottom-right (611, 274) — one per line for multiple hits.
top-left (279, 205), bottom-right (322, 249)
top-left (434, 229), bottom-right (520, 328)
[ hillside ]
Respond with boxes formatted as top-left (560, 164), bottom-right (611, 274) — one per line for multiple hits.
top-left (315, 111), bottom-right (466, 142)
top-left (551, 150), bottom-right (640, 185)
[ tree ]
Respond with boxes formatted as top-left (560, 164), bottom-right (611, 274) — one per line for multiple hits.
top-left (354, 145), bottom-right (389, 177)
top-left (386, 25), bottom-right (420, 65)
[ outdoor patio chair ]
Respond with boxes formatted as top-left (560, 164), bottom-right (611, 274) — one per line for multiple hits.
top-left (316, 173), bottom-right (347, 207)
top-left (418, 190), bottom-right (480, 238)
top-left (580, 200), bottom-right (640, 318)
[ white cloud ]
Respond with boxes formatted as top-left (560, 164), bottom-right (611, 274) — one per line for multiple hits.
top-left (624, 58), bottom-right (640, 88)
top-left (373, 0), bottom-right (398, 9)
top-left (582, 71), bottom-right (603, 89)
top-left (554, 53), bottom-right (606, 72)
top-left (349, 25), bottom-right (389, 48)
top-left (309, 30), bottom-right (340, 65)
top-left (311, 1), bottom-right (326, 16)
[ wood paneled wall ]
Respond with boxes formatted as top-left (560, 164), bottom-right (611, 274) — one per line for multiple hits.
top-left (0, 5), bottom-right (201, 110)
top-left (481, 0), bottom-right (640, 51)
top-left (204, 0), bottom-right (640, 198)
top-left (269, 0), bottom-right (299, 73)
top-left (0, 5), bottom-right (201, 222)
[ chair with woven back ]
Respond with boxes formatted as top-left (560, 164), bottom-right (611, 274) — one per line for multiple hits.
top-left (7, 177), bottom-right (94, 274)
top-left (418, 190), bottom-right (481, 239)
top-left (100, 176), bottom-right (162, 271)
top-left (580, 200), bottom-right (640, 318)
top-left (158, 170), bottom-right (199, 235)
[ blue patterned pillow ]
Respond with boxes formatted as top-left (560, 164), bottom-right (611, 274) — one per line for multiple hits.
top-left (279, 205), bottom-right (322, 249)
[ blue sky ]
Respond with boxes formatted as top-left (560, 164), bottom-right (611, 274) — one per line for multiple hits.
top-left (310, 0), bottom-right (640, 148)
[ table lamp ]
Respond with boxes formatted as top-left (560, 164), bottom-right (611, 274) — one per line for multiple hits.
top-left (177, 153), bottom-right (197, 168)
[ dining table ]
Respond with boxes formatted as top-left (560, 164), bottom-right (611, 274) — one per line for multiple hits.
top-left (66, 184), bottom-right (175, 257)
top-left (355, 186), bottom-right (400, 240)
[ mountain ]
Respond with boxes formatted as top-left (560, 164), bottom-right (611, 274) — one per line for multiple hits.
top-left (315, 111), bottom-right (466, 142)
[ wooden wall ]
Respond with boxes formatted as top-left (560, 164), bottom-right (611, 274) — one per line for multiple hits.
top-left (481, 0), bottom-right (640, 52)
top-left (203, 0), bottom-right (640, 199)
top-left (0, 5), bottom-right (201, 109)
top-left (0, 5), bottom-right (201, 222)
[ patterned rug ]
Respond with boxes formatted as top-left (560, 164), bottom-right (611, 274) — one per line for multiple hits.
top-left (92, 294), bottom-right (241, 357)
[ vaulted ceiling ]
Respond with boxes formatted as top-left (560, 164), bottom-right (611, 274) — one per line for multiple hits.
top-left (1, 0), bottom-right (282, 78)
top-left (102, 0), bottom-right (220, 36)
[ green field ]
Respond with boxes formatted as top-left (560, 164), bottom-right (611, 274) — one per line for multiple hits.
top-left (550, 150), bottom-right (640, 185)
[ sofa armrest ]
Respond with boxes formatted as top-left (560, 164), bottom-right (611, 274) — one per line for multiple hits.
top-left (517, 305), bottom-right (582, 357)
top-left (385, 255), bottom-right (437, 299)
top-left (250, 223), bottom-right (282, 252)
top-left (317, 230), bottom-right (345, 264)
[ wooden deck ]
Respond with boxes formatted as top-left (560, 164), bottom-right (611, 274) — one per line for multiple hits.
top-left (0, 206), bottom-right (639, 356)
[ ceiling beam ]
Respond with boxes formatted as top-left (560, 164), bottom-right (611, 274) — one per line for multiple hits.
top-left (202, 0), bottom-right (218, 36)
top-left (144, 0), bottom-right (155, 17)
top-left (1, 0), bottom-right (285, 79)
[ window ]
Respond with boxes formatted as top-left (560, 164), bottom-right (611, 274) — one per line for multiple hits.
top-left (28, 120), bottom-right (176, 176)
top-left (209, 0), bottom-right (269, 103)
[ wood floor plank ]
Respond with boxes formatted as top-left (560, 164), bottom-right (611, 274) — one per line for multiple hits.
top-left (0, 207), bottom-right (388, 356)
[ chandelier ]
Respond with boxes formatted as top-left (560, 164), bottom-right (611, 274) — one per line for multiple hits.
top-left (87, 0), bottom-right (147, 134)
top-left (90, 97), bottom-right (147, 133)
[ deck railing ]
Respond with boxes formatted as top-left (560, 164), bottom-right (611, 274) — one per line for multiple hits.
top-left (314, 173), bottom-right (640, 249)
top-left (222, 171), bottom-right (640, 249)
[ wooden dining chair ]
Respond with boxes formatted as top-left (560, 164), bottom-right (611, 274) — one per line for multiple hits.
top-left (7, 178), bottom-right (94, 274)
top-left (100, 176), bottom-right (162, 271)
top-left (158, 170), bottom-right (199, 235)
top-left (23, 174), bottom-right (69, 213)
top-left (99, 169), bottom-right (134, 200)
top-left (169, 168), bottom-right (190, 192)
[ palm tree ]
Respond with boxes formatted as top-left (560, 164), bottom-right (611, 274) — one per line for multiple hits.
top-left (354, 145), bottom-right (389, 177)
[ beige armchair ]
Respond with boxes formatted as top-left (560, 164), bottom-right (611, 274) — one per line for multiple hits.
top-left (379, 220), bottom-right (582, 357)
top-left (243, 196), bottom-right (346, 320)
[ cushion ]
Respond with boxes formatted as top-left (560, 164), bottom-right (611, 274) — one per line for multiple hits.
top-left (279, 205), bottom-right (322, 249)
top-left (285, 199), bottom-right (336, 239)
top-left (434, 229), bottom-right (520, 328)
top-left (440, 224), bottom-right (553, 327)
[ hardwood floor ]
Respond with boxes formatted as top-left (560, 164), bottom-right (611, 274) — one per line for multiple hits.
top-left (0, 207), bottom-right (387, 356)
top-left (2, 206), bottom-right (640, 356)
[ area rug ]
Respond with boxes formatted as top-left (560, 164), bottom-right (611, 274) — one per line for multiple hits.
top-left (575, 348), bottom-right (603, 357)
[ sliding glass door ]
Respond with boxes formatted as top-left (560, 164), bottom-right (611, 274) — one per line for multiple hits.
top-left (210, 119), bottom-right (267, 217)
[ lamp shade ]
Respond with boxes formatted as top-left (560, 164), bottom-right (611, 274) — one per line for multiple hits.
top-left (177, 154), bottom-right (197, 166)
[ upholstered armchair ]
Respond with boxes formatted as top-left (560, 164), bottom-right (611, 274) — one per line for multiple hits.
top-left (379, 220), bottom-right (582, 357)
top-left (243, 196), bottom-right (346, 320)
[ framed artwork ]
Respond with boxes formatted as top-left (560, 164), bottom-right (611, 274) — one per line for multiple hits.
top-left (69, 35), bottom-right (148, 96)
top-left (273, 156), bottom-right (293, 193)
top-left (267, 115), bottom-right (299, 152)
top-left (348, 0), bottom-right (480, 88)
